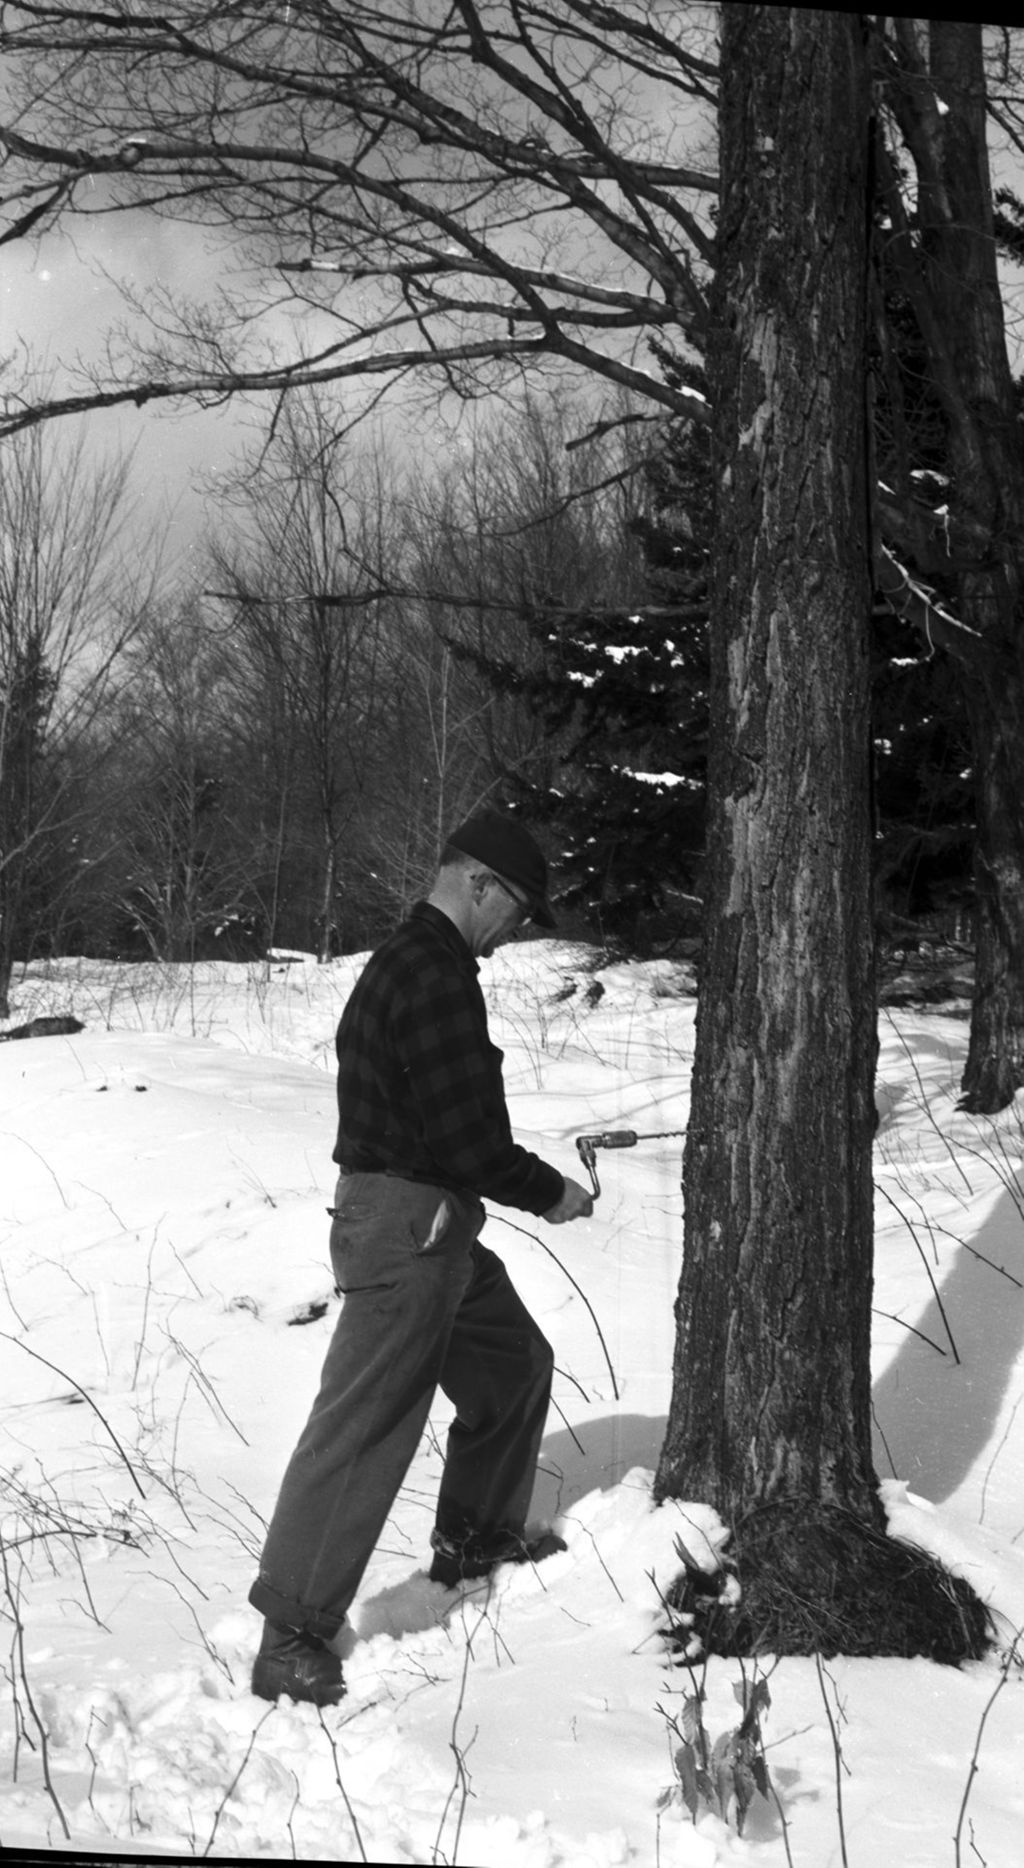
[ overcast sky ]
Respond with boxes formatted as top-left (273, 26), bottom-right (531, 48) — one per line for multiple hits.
top-left (2, 194), bottom-right (506, 592)
top-left (3, 203), bottom-right (318, 576)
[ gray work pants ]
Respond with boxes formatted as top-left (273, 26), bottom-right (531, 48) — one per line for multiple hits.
top-left (248, 1172), bottom-right (554, 1639)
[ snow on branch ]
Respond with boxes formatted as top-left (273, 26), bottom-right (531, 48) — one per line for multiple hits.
top-left (874, 545), bottom-right (984, 664)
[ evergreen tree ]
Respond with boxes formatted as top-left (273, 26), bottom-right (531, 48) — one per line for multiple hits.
top-left (473, 294), bottom-right (981, 956)
top-left (510, 601), bottom-right (706, 948)
top-left (460, 385), bottom-right (711, 950)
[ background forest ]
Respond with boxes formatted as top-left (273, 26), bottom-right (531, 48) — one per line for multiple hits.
top-left (0, 359), bottom-right (982, 1000)
top-left (4, 8), bottom-right (1024, 1055)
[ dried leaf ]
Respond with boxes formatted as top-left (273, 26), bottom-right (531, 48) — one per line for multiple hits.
top-left (680, 1693), bottom-right (704, 1743)
top-left (751, 1676), bottom-right (772, 1718)
top-left (674, 1742), bottom-right (700, 1820)
top-left (732, 1755), bottom-right (758, 1835)
top-left (673, 1533), bottom-right (699, 1571)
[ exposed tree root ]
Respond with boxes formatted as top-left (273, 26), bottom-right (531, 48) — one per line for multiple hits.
top-left (662, 1500), bottom-right (992, 1665)
top-left (956, 1065), bottom-right (1023, 1117)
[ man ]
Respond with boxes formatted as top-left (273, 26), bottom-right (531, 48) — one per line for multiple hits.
top-left (249, 806), bottom-right (594, 1705)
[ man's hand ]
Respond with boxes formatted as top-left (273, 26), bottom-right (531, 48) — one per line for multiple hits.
top-left (543, 1176), bottom-right (594, 1223)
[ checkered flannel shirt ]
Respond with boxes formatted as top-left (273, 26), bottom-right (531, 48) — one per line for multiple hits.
top-left (332, 903), bottom-right (564, 1216)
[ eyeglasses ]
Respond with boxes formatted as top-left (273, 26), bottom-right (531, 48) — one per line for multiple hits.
top-left (489, 873), bottom-right (533, 925)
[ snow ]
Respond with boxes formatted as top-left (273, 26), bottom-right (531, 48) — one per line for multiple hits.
top-left (2, 947), bottom-right (1024, 1865)
top-left (618, 770), bottom-right (695, 789)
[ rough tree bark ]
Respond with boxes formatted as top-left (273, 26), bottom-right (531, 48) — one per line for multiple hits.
top-left (656, 5), bottom-right (877, 1524)
top-left (653, 9), bottom-right (981, 1658)
top-left (655, 7), bottom-right (988, 1662)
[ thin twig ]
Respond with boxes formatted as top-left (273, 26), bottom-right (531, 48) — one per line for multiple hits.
top-left (879, 1010), bottom-right (973, 1196)
top-left (493, 1215), bottom-right (620, 1398)
top-left (84, 1712), bottom-right (109, 1835)
top-left (765, 1767), bottom-right (797, 1868)
top-left (131, 1229), bottom-right (159, 1390)
top-left (871, 1305), bottom-right (948, 1356)
top-left (285, 1767), bottom-right (301, 1860)
top-left (545, 1389), bottom-right (586, 1454)
top-left (814, 1654), bottom-right (849, 1868)
top-left (953, 1628), bottom-right (1023, 1868)
top-left (163, 1328), bottom-right (250, 1443)
top-left (0, 1129), bottom-right (72, 1207)
top-left (0, 1257), bottom-right (30, 1331)
top-left (316, 1708), bottom-right (368, 1862)
top-left (952, 1136), bottom-right (1024, 1227)
top-left (876, 1184), bottom-right (960, 1361)
top-left (0, 1540), bottom-right (71, 1841)
top-left (553, 1362), bottom-right (590, 1404)
top-left (0, 1330), bottom-right (146, 1495)
top-left (161, 1578), bottom-right (234, 1682)
top-left (202, 1706), bottom-right (274, 1856)
top-left (871, 1399), bottom-right (899, 1479)
top-left (433, 1610), bottom-right (481, 1865)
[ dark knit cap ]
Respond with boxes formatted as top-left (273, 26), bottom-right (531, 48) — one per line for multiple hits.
top-left (445, 806), bottom-right (556, 929)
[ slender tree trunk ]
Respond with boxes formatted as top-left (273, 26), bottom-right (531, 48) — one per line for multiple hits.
top-left (318, 833), bottom-right (337, 963)
top-left (655, 1), bottom-right (882, 1615)
top-left (924, 22), bottom-right (1024, 1114)
top-left (0, 909), bottom-right (12, 1019)
top-left (960, 663), bottom-right (1024, 1110)
top-left (267, 775), bottom-right (290, 954)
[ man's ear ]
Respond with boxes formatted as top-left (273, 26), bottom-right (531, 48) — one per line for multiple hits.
top-left (467, 867), bottom-right (490, 905)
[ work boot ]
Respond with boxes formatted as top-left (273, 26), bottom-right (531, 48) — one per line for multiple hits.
top-left (251, 1619), bottom-right (346, 1706)
top-left (428, 1527), bottom-right (567, 1589)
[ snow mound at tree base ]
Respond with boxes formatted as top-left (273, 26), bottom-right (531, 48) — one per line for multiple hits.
top-left (663, 1495), bottom-right (993, 1664)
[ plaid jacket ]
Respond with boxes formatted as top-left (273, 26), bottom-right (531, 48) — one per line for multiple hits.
top-left (332, 903), bottom-right (564, 1216)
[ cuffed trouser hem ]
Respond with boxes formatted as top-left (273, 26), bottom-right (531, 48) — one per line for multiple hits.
top-left (248, 1575), bottom-right (344, 1643)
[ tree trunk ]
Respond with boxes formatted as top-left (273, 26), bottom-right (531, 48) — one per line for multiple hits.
top-left (653, 9), bottom-right (898, 1656)
top-left (655, 8), bottom-right (989, 1663)
top-left (925, 22), bottom-right (1024, 1114)
top-left (959, 662), bottom-right (1024, 1111)
top-left (656, 4), bottom-right (877, 1518)
top-left (317, 833), bottom-right (338, 964)
top-left (0, 927), bottom-right (11, 1020)
top-left (881, 20), bottom-right (1024, 1112)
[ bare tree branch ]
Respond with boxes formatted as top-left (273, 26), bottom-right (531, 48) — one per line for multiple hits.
top-left (874, 544), bottom-right (985, 666)
top-left (0, 1), bottom-right (717, 433)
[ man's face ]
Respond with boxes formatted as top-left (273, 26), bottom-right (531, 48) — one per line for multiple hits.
top-left (471, 871), bottom-right (532, 958)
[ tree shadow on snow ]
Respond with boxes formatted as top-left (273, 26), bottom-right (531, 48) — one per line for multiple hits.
top-left (533, 1178), bottom-right (1024, 1532)
top-left (529, 1177), bottom-right (1024, 1529)
top-left (530, 1410), bottom-right (667, 1522)
top-left (871, 1183), bottom-right (1024, 1513)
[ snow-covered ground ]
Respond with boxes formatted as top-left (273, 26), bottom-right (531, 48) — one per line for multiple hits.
top-left (1, 943), bottom-right (1023, 1866)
